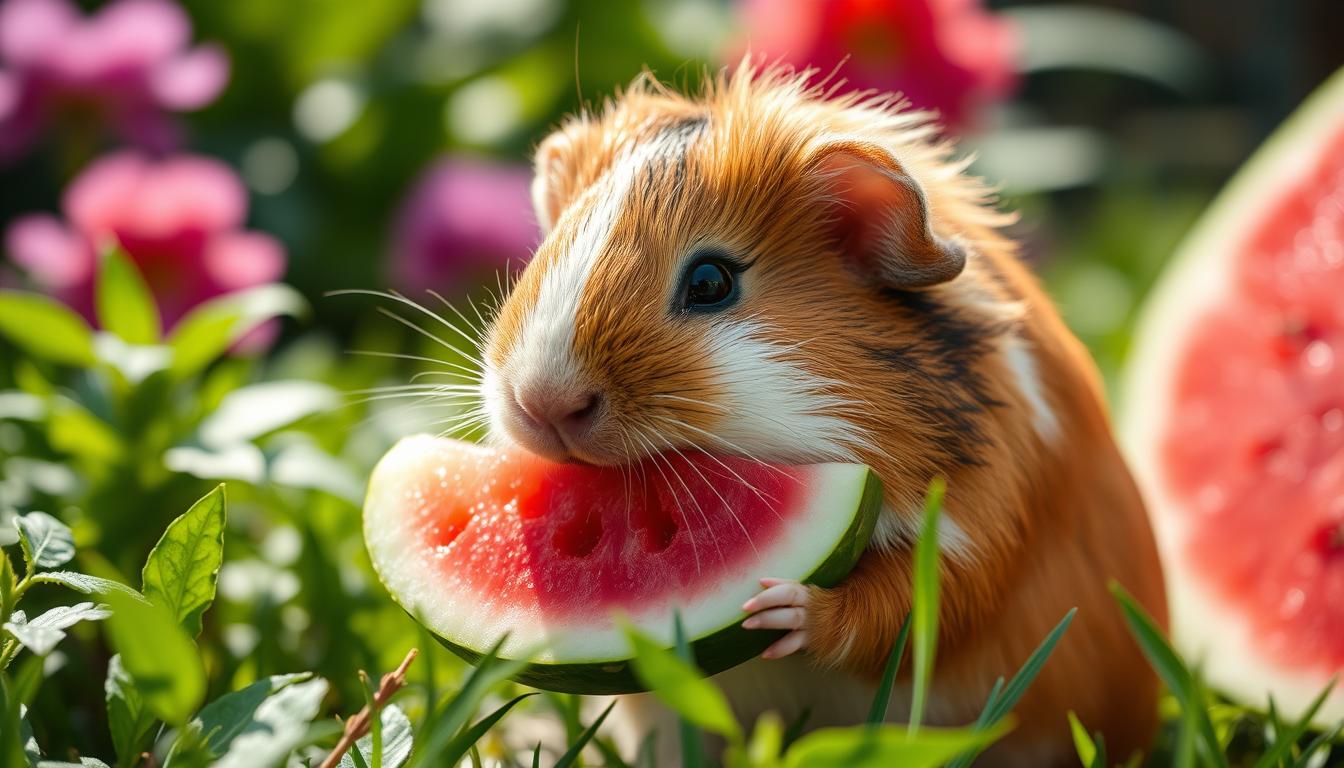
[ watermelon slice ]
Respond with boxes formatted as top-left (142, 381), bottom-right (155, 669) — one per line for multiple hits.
top-left (363, 435), bottom-right (882, 694)
top-left (1121, 67), bottom-right (1344, 721)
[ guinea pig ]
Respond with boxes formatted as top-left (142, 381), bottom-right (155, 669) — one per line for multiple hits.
top-left (478, 62), bottom-right (1168, 767)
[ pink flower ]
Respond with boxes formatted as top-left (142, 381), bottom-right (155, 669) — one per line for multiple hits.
top-left (391, 156), bottom-right (540, 294)
top-left (0, 0), bottom-right (228, 161)
top-left (733, 0), bottom-right (1019, 130)
top-left (6, 151), bottom-right (285, 335)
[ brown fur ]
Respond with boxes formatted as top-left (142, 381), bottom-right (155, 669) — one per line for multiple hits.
top-left (486, 63), bottom-right (1167, 765)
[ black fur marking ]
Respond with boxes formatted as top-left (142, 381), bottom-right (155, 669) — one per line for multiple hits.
top-left (861, 288), bottom-right (1012, 467)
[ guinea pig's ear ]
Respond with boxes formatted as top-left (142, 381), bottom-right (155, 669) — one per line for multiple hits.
top-left (531, 119), bottom-right (598, 234)
top-left (810, 140), bottom-right (966, 288)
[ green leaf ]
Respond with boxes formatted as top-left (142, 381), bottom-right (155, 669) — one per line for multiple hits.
top-left (32, 572), bottom-right (143, 600)
top-left (211, 677), bottom-right (329, 768)
top-left (867, 613), bottom-right (912, 726)
top-left (553, 700), bottom-right (617, 768)
top-left (339, 703), bottom-right (414, 768)
top-left (908, 478), bottom-right (945, 734)
top-left (3, 602), bottom-right (110, 655)
top-left (1068, 712), bottom-right (1096, 767)
top-left (168, 284), bottom-right (307, 378)
top-left (437, 693), bottom-right (534, 766)
top-left (783, 722), bottom-right (1009, 768)
top-left (0, 552), bottom-right (17, 623)
top-left (47, 399), bottom-right (123, 463)
top-left (1110, 582), bottom-right (1228, 768)
top-left (102, 588), bottom-right (206, 726)
top-left (622, 621), bottom-right (741, 741)
top-left (141, 485), bottom-right (226, 638)
top-left (16, 512), bottom-right (75, 570)
top-left (189, 673), bottom-right (314, 758)
top-left (106, 654), bottom-right (155, 766)
top-left (0, 290), bottom-right (96, 366)
top-left (96, 247), bottom-right (161, 345)
top-left (197, 381), bottom-right (339, 448)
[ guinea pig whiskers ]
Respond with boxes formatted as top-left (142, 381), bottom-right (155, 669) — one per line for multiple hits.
top-left (329, 288), bottom-right (488, 363)
top-left (644, 428), bottom-right (732, 566)
top-left (652, 429), bottom-right (759, 559)
top-left (347, 349), bottom-right (483, 381)
top-left (376, 307), bottom-right (486, 370)
top-left (631, 429), bottom-right (703, 573)
top-left (646, 414), bottom-right (782, 513)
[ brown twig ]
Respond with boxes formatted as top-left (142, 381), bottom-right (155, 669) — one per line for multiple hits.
top-left (318, 648), bottom-right (419, 768)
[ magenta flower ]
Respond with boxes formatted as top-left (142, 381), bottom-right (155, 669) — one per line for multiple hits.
top-left (733, 0), bottom-right (1019, 130)
top-left (0, 0), bottom-right (228, 161)
top-left (391, 156), bottom-right (540, 294)
top-left (6, 151), bottom-right (285, 335)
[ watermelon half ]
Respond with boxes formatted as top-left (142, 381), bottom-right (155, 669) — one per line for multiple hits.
top-left (363, 435), bottom-right (882, 694)
top-left (1121, 67), bottom-right (1344, 721)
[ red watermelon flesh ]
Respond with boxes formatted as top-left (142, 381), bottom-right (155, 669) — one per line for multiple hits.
top-left (1162, 127), bottom-right (1344, 673)
top-left (1122, 67), bottom-right (1344, 721)
top-left (364, 435), bottom-right (881, 694)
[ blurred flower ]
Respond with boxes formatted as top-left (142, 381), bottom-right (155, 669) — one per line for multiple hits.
top-left (6, 151), bottom-right (285, 334)
top-left (391, 156), bottom-right (539, 294)
top-left (733, 0), bottom-right (1018, 130)
top-left (0, 0), bottom-right (228, 161)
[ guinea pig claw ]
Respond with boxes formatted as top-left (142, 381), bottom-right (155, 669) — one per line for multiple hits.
top-left (742, 578), bottom-right (811, 659)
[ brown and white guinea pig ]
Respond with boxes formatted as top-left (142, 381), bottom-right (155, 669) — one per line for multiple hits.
top-left (477, 62), bottom-right (1167, 767)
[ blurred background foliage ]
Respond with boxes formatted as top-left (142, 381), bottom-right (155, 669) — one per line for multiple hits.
top-left (0, 0), bottom-right (1341, 763)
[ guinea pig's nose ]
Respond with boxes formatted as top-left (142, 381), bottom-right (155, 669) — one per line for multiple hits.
top-left (514, 384), bottom-right (603, 443)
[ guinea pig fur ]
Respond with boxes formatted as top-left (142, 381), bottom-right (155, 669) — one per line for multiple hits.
top-left (480, 61), bottom-right (1168, 768)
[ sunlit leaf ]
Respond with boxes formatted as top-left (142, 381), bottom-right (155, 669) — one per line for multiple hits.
top-left (553, 700), bottom-right (616, 768)
top-left (168, 284), bottom-right (307, 379)
top-left (198, 381), bottom-right (339, 448)
top-left (102, 588), bottom-right (206, 726)
top-left (96, 247), bottom-right (161, 345)
top-left (622, 621), bottom-right (740, 741)
top-left (106, 653), bottom-right (155, 764)
top-left (0, 290), bottom-right (96, 366)
top-left (339, 703), bottom-right (414, 768)
top-left (783, 722), bottom-right (1009, 768)
top-left (212, 677), bottom-right (329, 768)
top-left (3, 602), bottom-right (110, 655)
top-left (33, 572), bottom-right (144, 600)
top-left (142, 485), bottom-right (226, 638)
top-left (192, 672), bottom-right (314, 758)
top-left (16, 511), bottom-right (75, 570)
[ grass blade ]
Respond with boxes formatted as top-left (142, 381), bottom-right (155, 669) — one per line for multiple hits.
top-left (440, 692), bottom-right (537, 765)
top-left (553, 699), bottom-right (617, 768)
top-left (1111, 582), bottom-right (1229, 768)
top-left (1251, 678), bottom-right (1337, 768)
top-left (1291, 718), bottom-right (1342, 768)
top-left (867, 613), bottom-right (912, 726)
top-left (908, 478), bottom-right (945, 735)
top-left (674, 611), bottom-right (706, 768)
top-left (986, 608), bottom-right (1076, 725)
top-left (404, 634), bottom-right (531, 768)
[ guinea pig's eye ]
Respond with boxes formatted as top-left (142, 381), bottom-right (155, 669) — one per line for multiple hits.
top-left (681, 257), bottom-right (737, 311)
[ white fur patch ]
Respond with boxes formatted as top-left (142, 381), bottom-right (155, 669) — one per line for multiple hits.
top-left (1000, 334), bottom-right (1059, 442)
top-left (872, 502), bottom-right (976, 560)
top-left (702, 321), bottom-right (873, 464)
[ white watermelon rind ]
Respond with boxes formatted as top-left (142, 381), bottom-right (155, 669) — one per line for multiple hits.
top-left (363, 434), bottom-right (883, 695)
top-left (1119, 67), bottom-right (1344, 723)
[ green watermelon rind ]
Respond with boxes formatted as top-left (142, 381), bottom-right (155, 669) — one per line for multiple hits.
top-left (430, 468), bottom-right (883, 695)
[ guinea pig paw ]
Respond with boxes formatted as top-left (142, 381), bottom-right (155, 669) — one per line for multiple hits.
top-left (741, 577), bottom-right (810, 659)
